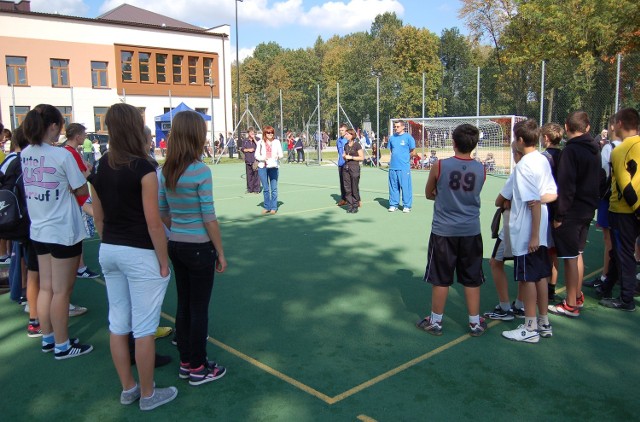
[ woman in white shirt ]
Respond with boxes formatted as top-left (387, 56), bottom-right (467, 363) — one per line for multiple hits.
top-left (254, 125), bottom-right (283, 214)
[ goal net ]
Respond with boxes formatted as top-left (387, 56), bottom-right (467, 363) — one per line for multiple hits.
top-left (390, 115), bottom-right (528, 174)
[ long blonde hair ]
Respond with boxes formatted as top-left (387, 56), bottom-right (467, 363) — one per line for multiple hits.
top-left (105, 103), bottom-right (152, 168)
top-left (162, 111), bottom-right (207, 190)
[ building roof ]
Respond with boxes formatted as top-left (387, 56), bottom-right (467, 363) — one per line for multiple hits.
top-left (97, 3), bottom-right (201, 31)
top-left (0, 3), bottom-right (227, 38)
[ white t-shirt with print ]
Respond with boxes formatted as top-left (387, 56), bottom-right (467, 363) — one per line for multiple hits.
top-left (21, 143), bottom-right (87, 246)
top-left (509, 150), bottom-right (557, 256)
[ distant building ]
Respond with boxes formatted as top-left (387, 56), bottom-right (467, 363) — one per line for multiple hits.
top-left (0, 1), bottom-right (232, 143)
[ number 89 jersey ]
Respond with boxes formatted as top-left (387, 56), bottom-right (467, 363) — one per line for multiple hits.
top-left (431, 157), bottom-right (486, 237)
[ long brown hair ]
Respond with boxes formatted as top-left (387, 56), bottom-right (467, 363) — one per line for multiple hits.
top-left (162, 111), bottom-right (207, 190)
top-left (105, 103), bottom-right (151, 168)
top-left (22, 104), bottom-right (64, 146)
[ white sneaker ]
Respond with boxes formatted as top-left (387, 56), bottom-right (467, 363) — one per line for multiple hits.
top-left (388, 206), bottom-right (397, 212)
top-left (24, 303), bottom-right (30, 313)
top-left (69, 303), bottom-right (88, 317)
top-left (537, 321), bottom-right (553, 338)
top-left (403, 207), bottom-right (411, 213)
top-left (501, 325), bottom-right (540, 343)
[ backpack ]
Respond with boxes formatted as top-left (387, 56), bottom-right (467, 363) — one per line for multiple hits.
top-left (0, 154), bottom-right (30, 240)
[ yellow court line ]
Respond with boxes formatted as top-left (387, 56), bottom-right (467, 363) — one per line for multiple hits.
top-left (92, 265), bottom-right (603, 407)
top-left (357, 415), bottom-right (379, 422)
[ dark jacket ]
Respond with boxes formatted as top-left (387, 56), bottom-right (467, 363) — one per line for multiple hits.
top-left (555, 133), bottom-right (601, 222)
top-left (242, 138), bottom-right (257, 164)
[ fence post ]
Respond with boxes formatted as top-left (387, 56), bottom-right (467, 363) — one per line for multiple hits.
top-left (615, 53), bottom-right (622, 112)
top-left (539, 60), bottom-right (545, 124)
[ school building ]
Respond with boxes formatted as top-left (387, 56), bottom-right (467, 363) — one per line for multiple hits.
top-left (0, 1), bottom-right (232, 143)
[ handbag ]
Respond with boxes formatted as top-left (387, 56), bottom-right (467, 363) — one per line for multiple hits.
top-left (252, 161), bottom-right (259, 171)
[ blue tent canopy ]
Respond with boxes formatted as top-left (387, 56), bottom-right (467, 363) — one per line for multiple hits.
top-left (154, 102), bottom-right (211, 146)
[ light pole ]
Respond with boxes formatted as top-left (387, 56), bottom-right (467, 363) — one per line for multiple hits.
top-left (371, 70), bottom-right (381, 167)
top-left (209, 77), bottom-right (215, 160)
top-left (235, 0), bottom-right (243, 129)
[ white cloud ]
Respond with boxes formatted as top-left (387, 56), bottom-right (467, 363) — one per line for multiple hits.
top-left (238, 47), bottom-right (255, 63)
top-left (97, 0), bottom-right (403, 33)
top-left (30, 0), bottom-right (89, 16)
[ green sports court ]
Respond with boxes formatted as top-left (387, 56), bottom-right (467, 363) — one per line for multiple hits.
top-left (1, 162), bottom-right (638, 421)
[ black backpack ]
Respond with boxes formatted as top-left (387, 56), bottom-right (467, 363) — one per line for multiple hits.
top-left (0, 154), bottom-right (30, 240)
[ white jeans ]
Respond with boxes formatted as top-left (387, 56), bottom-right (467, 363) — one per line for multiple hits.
top-left (99, 243), bottom-right (171, 338)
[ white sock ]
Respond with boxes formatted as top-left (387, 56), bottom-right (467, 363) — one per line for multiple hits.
top-left (524, 317), bottom-right (537, 331)
top-left (515, 299), bottom-right (524, 309)
top-left (469, 315), bottom-right (480, 325)
top-left (77, 266), bottom-right (87, 273)
top-left (499, 302), bottom-right (510, 311)
top-left (538, 314), bottom-right (549, 326)
top-left (430, 312), bottom-right (443, 324)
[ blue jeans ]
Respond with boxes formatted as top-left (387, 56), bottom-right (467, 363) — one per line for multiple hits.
top-left (259, 167), bottom-right (279, 211)
top-left (388, 169), bottom-right (413, 208)
top-left (9, 241), bottom-right (23, 302)
top-left (169, 240), bottom-right (216, 368)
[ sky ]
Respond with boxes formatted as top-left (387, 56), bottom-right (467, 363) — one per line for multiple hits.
top-left (29, 0), bottom-right (467, 61)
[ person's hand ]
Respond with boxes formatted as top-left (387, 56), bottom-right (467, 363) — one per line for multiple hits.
top-left (553, 220), bottom-right (562, 228)
top-left (215, 254), bottom-right (227, 273)
top-left (159, 264), bottom-right (170, 278)
top-left (528, 235), bottom-right (540, 253)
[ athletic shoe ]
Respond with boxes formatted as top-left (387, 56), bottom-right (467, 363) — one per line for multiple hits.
top-left (575, 292), bottom-right (585, 309)
top-left (17, 296), bottom-right (27, 306)
top-left (0, 255), bottom-right (11, 265)
top-left (42, 337), bottom-right (79, 353)
top-left (27, 323), bottom-right (42, 338)
top-left (189, 362), bottom-right (226, 386)
top-left (54, 343), bottom-right (94, 360)
top-left (337, 200), bottom-right (347, 206)
top-left (501, 325), bottom-right (540, 343)
top-left (69, 303), bottom-right (88, 317)
top-left (595, 285), bottom-right (613, 299)
top-left (548, 300), bottom-right (580, 318)
top-left (139, 387), bottom-right (178, 411)
top-left (154, 326), bottom-right (173, 339)
top-left (583, 276), bottom-right (604, 288)
top-left (403, 207), bottom-right (411, 213)
top-left (388, 206), bottom-right (397, 212)
top-left (24, 303), bottom-right (29, 313)
top-left (415, 317), bottom-right (443, 336)
top-left (469, 318), bottom-right (488, 337)
top-left (180, 360), bottom-right (219, 379)
top-left (120, 384), bottom-right (141, 405)
top-left (599, 297), bottom-right (636, 312)
top-left (511, 302), bottom-right (525, 318)
top-left (483, 305), bottom-right (515, 321)
top-left (77, 268), bottom-right (100, 279)
top-left (537, 321), bottom-right (553, 338)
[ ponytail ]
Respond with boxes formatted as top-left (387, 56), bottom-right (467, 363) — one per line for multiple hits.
top-left (22, 104), bottom-right (64, 145)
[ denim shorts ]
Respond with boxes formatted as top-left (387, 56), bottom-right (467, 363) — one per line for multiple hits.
top-left (99, 243), bottom-right (171, 338)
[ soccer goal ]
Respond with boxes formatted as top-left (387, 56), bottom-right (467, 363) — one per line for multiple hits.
top-left (390, 115), bottom-right (528, 174)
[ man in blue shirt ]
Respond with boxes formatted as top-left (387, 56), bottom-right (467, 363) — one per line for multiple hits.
top-left (336, 124), bottom-right (348, 206)
top-left (388, 120), bottom-right (416, 212)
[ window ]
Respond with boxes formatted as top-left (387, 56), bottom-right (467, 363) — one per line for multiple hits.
top-left (203, 57), bottom-right (214, 85)
top-left (188, 56), bottom-right (198, 84)
top-left (56, 106), bottom-right (73, 128)
top-left (50, 59), bottom-right (69, 87)
top-left (9, 106), bottom-right (30, 130)
top-left (6, 56), bottom-right (28, 86)
top-left (172, 55), bottom-right (183, 84)
top-left (94, 107), bottom-right (108, 132)
top-left (139, 52), bottom-right (151, 82)
top-left (121, 51), bottom-right (134, 81)
top-left (156, 53), bottom-right (167, 83)
top-left (91, 61), bottom-right (108, 88)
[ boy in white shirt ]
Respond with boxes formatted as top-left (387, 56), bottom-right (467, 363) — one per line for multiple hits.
top-left (502, 119), bottom-right (557, 343)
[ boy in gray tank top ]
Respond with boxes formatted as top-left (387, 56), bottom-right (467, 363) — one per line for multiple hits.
top-left (416, 124), bottom-right (487, 337)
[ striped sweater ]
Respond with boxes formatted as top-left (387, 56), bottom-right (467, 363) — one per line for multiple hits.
top-left (159, 161), bottom-right (217, 243)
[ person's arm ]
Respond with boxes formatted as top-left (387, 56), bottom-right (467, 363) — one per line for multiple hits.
top-left (141, 172), bottom-right (169, 277)
top-left (495, 193), bottom-right (509, 209)
top-left (158, 173), bottom-right (172, 229)
top-left (529, 200), bottom-right (541, 253)
top-left (89, 185), bottom-right (104, 238)
top-left (204, 220), bottom-right (226, 273)
top-left (425, 161), bottom-right (439, 200)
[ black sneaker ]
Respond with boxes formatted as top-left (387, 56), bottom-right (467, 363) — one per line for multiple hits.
top-left (42, 337), bottom-right (80, 353)
top-left (189, 362), bottom-right (226, 386)
top-left (483, 305), bottom-right (514, 321)
top-left (595, 285), bottom-right (613, 299)
top-left (54, 343), bottom-right (94, 360)
top-left (584, 276), bottom-right (604, 288)
top-left (511, 302), bottom-right (525, 318)
top-left (598, 297), bottom-right (636, 312)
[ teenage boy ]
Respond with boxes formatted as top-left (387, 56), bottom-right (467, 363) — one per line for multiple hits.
top-left (548, 111), bottom-right (600, 318)
top-left (540, 123), bottom-right (563, 301)
top-left (598, 108), bottom-right (640, 311)
top-left (483, 142), bottom-right (524, 321)
top-left (388, 120), bottom-right (416, 213)
top-left (502, 119), bottom-right (557, 343)
top-left (416, 124), bottom-right (487, 337)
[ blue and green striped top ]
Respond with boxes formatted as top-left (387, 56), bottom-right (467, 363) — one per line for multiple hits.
top-left (159, 161), bottom-right (217, 243)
